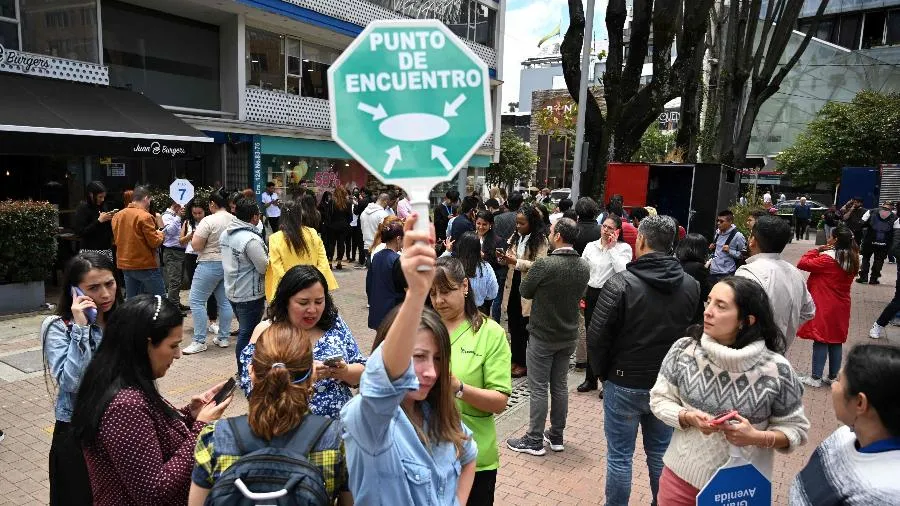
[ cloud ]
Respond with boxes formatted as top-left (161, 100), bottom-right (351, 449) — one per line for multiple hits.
top-left (500, 0), bottom-right (608, 110)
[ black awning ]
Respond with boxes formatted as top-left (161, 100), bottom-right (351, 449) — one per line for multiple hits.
top-left (0, 74), bottom-right (212, 143)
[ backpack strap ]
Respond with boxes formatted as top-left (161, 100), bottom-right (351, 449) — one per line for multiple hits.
top-left (228, 415), bottom-right (265, 455)
top-left (227, 414), bottom-right (332, 457)
top-left (724, 228), bottom-right (739, 247)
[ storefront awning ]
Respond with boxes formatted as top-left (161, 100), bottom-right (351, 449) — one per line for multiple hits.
top-left (0, 74), bottom-right (212, 143)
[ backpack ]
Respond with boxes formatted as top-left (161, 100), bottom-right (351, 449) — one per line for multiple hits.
top-left (708, 228), bottom-right (745, 270)
top-left (206, 415), bottom-right (332, 506)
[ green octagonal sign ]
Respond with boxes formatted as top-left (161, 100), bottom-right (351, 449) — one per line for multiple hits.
top-left (328, 19), bottom-right (492, 190)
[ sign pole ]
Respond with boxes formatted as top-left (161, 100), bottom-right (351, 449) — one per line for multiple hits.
top-left (570, 0), bottom-right (595, 202)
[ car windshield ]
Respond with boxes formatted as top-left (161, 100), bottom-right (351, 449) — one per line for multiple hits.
top-left (550, 191), bottom-right (569, 200)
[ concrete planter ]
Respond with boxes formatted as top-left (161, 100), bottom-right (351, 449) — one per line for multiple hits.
top-left (0, 281), bottom-right (45, 315)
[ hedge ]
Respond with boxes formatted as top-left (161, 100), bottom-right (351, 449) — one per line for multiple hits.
top-left (0, 200), bottom-right (58, 284)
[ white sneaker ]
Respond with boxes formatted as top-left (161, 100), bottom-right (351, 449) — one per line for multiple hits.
top-left (212, 337), bottom-right (229, 348)
top-left (869, 322), bottom-right (886, 339)
top-left (208, 322), bottom-right (220, 335)
top-left (182, 342), bottom-right (208, 354)
top-left (799, 375), bottom-right (822, 388)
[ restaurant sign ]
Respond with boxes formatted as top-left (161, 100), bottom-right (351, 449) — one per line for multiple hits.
top-left (132, 141), bottom-right (188, 157)
top-left (0, 44), bottom-right (109, 84)
top-left (0, 44), bottom-right (51, 74)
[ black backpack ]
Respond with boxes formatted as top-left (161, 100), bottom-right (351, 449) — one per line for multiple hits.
top-left (206, 415), bottom-right (332, 506)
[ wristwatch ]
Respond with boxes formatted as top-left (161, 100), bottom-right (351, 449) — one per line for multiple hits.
top-left (455, 382), bottom-right (464, 399)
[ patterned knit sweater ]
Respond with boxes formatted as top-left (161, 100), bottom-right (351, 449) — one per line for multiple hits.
top-left (790, 426), bottom-right (900, 505)
top-left (649, 335), bottom-right (810, 489)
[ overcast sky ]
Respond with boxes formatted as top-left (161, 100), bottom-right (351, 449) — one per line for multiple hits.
top-left (501, 0), bottom-right (607, 109)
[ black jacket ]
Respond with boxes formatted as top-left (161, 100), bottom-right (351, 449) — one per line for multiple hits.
top-left (680, 260), bottom-right (710, 324)
top-left (573, 219), bottom-right (602, 256)
top-left (449, 213), bottom-right (475, 242)
top-left (587, 252), bottom-right (701, 389)
top-left (73, 201), bottom-right (113, 250)
top-left (434, 202), bottom-right (454, 242)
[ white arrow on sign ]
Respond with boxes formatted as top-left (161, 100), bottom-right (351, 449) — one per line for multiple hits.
top-left (384, 146), bottom-right (402, 175)
top-left (431, 146), bottom-right (453, 172)
top-left (443, 94), bottom-right (467, 118)
top-left (358, 102), bottom-right (388, 121)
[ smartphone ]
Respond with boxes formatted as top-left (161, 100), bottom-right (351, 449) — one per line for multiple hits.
top-left (211, 377), bottom-right (237, 405)
top-left (71, 286), bottom-right (97, 324)
top-left (323, 354), bottom-right (344, 368)
top-left (709, 410), bottom-right (739, 426)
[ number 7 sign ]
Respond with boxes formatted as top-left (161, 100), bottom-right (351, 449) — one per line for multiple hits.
top-left (169, 179), bottom-right (195, 206)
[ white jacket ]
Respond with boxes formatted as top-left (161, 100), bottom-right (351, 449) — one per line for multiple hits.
top-left (361, 202), bottom-right (389, 249)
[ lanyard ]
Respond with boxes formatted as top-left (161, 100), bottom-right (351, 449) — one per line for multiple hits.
top-left (858, 437), bottom-right (900, 454)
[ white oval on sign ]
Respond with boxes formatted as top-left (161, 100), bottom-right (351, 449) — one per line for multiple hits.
top-left (379, 113), bottom-right (449, 142)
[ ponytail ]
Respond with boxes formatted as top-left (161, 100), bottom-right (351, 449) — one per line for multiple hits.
top-left (247, 323), bottom-right (314, 440)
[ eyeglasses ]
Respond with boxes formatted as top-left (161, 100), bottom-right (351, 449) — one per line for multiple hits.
top-left (601, 225), bottom-right (617, 231)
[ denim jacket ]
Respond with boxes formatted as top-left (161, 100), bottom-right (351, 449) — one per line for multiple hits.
top-left (42, 316), bottom-right (103, 422)
top-left (340, 346), bottom-right (477, 506)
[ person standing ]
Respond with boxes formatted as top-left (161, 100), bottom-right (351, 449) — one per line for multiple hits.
top-left (763, 190), bottom-right (772, 205)
top-left (490, 192), bottom-right (522, 322)
top-left (260, 181), bottom-right (281, 236)
top-left (111, 185), bottom-right (165, 298)
top-left (220, 198), bottom-right (268, 377)
top-left (867, 216), bottom-right (900, 339)
top-left (182, 202), bottom-right (220, 335)
top-left (265, 201), bottom-right (337, 302)
top-left (366, 220), bottom-right (407, 330)
top-left (708, 209), bottom-right (746, 284)
top-left (797, 226), bottom-right (859, 387)
top-left (793, 196), bottom-right (812, 241)
top-left (548, 198), bottom-right (572, 225)
top-left (183, 189), bottom-right (235, 355)
top-left (506, 218), bottom-right (590, 456)
top-left (161, 200), bottom-right (187, 311)
top-left (840, 196), bottom-right (867, 246)
top-left (676, 233), bottom-right (712, 324)
top-left (736, 216), bottom-right (816, 350)
top-left (434, 190), bottom-right (460, 246)
top-left (431, 258), bottom-right (511, 505)
top-left (326, 186), bottom-right (353, 270)
top-left (498, 204), bottom-right (549, 378)
top-left (360, 193), bottom-right (391, 266)
top-left (450, 196), bottom-right (479, 243)
top-left (857, 202), bottom-right (898, 285)
top-left (587, 215), bottom-right (700, 506)
top-left (348, 188), bottom-right (365, 267)
top-left (577, 214), bottom-right (632, 393)
top-left (396, 190), bottom-right (413, 220)
top-left (73, 181), bottom-right (114, 259)
top-left (822, 205), bottom-right (840, 243)
top-left (453, 232), bottom-right (498, 314)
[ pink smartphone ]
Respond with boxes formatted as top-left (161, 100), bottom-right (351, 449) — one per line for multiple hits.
top-left (709, 410), bottom-right (739, 426)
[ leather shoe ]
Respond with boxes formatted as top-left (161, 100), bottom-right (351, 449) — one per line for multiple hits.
top-left (577, 380), bottom-right (598, 392)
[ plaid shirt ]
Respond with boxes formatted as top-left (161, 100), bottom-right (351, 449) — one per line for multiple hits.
top-left (192, 418), bottom-right (348, 500)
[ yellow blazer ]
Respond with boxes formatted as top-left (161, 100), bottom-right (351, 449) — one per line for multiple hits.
top-left (265, 228), bottom-right (338, 301)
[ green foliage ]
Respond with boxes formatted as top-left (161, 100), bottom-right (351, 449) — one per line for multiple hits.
top-left (149, 186), bottom-right (216, 214)
top-left (487, 131), bottom-right (538, 188)
top-left (0, 200), bottom-right (58, 284)
top-left (633, 125), bottom-right (675, 163)
top-left (729, 185), bottom-right (767, 238)
top-left (779, 91), bottom-right (900, 186)
top-left (533, 102), bottom-right (577, 141)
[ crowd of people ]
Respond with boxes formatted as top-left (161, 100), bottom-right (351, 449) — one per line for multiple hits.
top-left (33, 179), bottom-right (900, 505)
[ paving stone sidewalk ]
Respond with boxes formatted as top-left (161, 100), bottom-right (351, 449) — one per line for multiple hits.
top-left (0, 239), bottom-right (894, 504)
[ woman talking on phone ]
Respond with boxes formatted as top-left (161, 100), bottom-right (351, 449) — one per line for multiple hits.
top-left (71, 295), bottom-right (232, 505)
top-left (42, 252), bottom-right (120, 505)
top-left (649, 277), bottom-right (810, 505)
top-left (240, 265), bottom-right (366, 418)
top-left (341, 213), bottom-right (478, 505)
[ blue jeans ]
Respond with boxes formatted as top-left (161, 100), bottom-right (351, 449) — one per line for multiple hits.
top-left (811, 342), bottom-right (842, 380)
top-left (233, 298), bottom-right (265, 376)
top-left (189, 262), bottom-right (233, 344)
top-left (603, 381), bottom-right (673, 506)
top-left (491, 268), bottom-right (507, 322)
top-left (123, 268), bottom-right (165, 299)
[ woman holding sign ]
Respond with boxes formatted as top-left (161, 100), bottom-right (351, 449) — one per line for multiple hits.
top-left (649, 277), bottom-right (810, 504)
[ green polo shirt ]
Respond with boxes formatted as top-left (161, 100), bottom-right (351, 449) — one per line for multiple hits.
top-left (449, 317), bottom-right (512, 471)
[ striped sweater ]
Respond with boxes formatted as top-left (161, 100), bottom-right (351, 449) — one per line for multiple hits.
top-left (649, 335), bottom-right (810, 489)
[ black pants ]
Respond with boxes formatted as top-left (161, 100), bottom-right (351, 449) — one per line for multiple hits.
top-left (321, 228), bottom-right (332, 261)
top-left (583, 286), bottom-right (602, 383)
top-left (185, 253), bottom-right (217, 320)
top-left (266, 216), bottom-right (280, 235)
top-left (795, 218), bottom-right (809, 240)
top-left (350, 225), bottom-right (364, 263)
top-left (860, 243), bottom-right (888, 282)
top-left (508, 270), bottom-right (529, 366)
top-left (467, 469), bottom-right (497, 506)
top-left (327, 227), bottom-right (349, 263)
top-left (49, 421), bottom-right (92, 506)
top-left (877, 267), bottom-right (900, 326)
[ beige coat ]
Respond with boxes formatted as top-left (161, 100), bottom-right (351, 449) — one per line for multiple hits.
top-left (501, 234), bottom-right (549, 317)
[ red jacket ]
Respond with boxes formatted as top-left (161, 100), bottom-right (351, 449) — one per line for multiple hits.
top-left (796, 249), bottom-right (856, 344)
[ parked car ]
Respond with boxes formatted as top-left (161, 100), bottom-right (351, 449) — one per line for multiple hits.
top-left (776, 199), bottom-right (828, 228)
top-left (550, 188), bottom-right (571, 204)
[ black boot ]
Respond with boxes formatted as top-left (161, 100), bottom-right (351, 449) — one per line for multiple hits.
top-left (577, 363), bottom-right (598, 392)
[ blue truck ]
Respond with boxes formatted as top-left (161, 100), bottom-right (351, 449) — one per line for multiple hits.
top-left (837, 165), bottom-right (900, 208)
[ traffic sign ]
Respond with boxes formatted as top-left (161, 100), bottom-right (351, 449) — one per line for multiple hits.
top-left (328, 19), bottom-right (492, 192)
top-left (697, 449), bottom-right (771, 506)
top-left (169, 179), bottom-right (195, 206)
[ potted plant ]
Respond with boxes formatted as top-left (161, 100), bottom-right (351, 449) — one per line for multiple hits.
top-left (0, 200), bottom-right (58, 314)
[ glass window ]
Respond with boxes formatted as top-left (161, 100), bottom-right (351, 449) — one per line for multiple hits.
top-left (0, 0), bottom-right (15, 19)
top-left (474, 3), bottom-right (496, 47)
top-left (862, 11), bottom-right (886, 49)
top-left (815, 18), bottom-right (837, 43)
top-left (246, 28), bottom-right (285, 92)
top-left (0, 20), bottom-right (17, 49)
top-left (286, 38), bottom-right (301, 76)
top-left (887, 10), bottom-right (900, 45)
top-left (20, 0), bottom-right (99, 62)
top-left (102, 0), bottom-right (220, 110)
top-left (837, 14), bottom-right (861, 49)
top-left (302, 41), bottom-right (339, 100)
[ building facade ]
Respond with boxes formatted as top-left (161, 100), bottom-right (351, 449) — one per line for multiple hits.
top-left (0, 0), bottom-right (504, 218)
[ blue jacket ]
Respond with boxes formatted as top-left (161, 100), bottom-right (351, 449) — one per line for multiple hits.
top-left (42, 316), bottom-right (103, 422)
top-left (793, 204), bottom-right (812, 220)
top-left (365, 249), bottom-right (406, 330)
